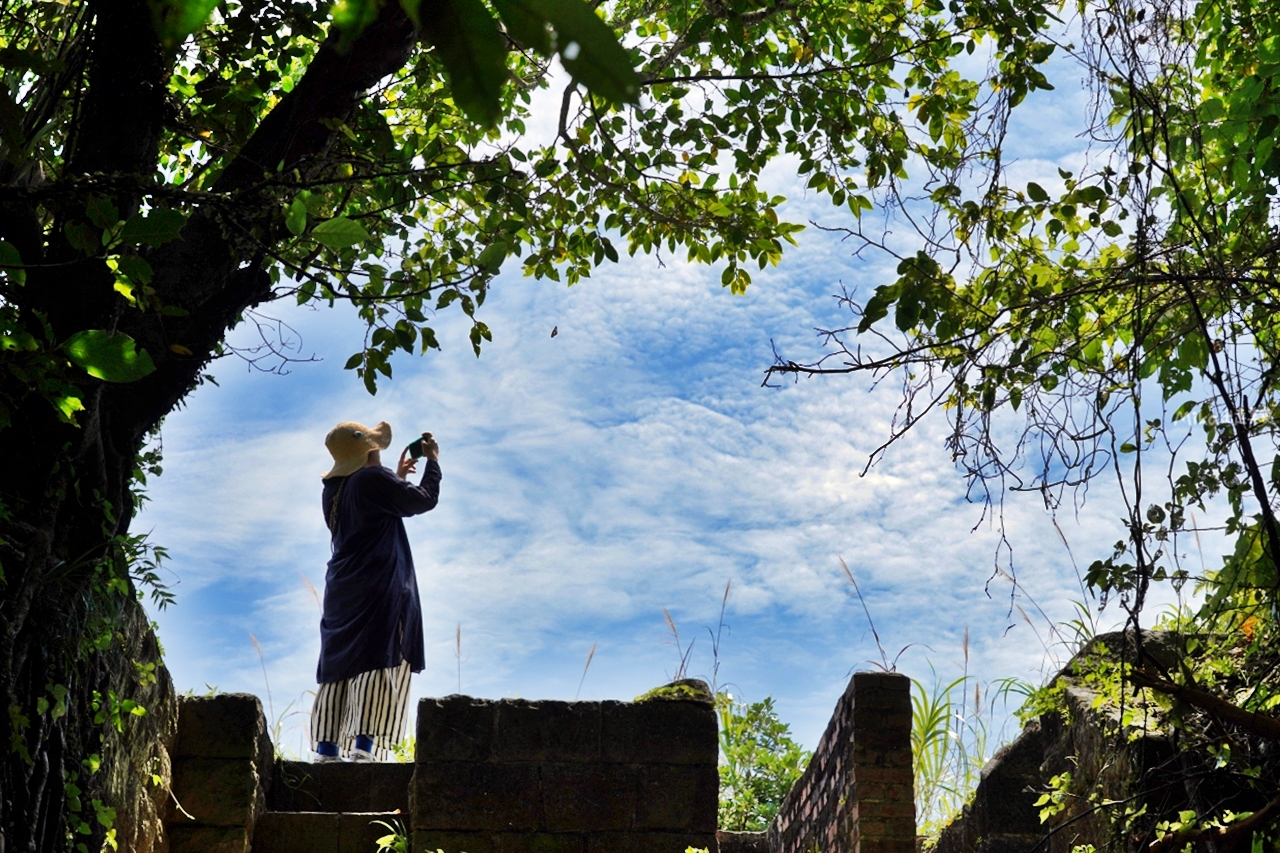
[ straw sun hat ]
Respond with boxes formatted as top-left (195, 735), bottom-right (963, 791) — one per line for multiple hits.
top-left (323, 420), bottom-right (392, 479)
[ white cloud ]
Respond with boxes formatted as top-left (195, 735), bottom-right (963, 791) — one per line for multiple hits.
top-left (138, 61), bottom-right (1187, 753)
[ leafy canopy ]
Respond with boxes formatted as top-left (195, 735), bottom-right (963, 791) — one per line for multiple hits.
top-left (0, 0), bottom-right (1060, 414)
top-left (768, 0), bottom-right (1280, 843)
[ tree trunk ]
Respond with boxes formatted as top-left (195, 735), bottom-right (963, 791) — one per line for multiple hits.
top-left (0, 2), bottom-right (419, 847)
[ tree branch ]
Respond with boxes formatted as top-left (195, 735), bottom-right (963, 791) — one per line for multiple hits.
top-left (1130, 668), bottom-right (1280, 740)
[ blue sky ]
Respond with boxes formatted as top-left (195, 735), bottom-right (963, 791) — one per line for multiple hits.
top-left (136, 42), bottom-right (1189, 757)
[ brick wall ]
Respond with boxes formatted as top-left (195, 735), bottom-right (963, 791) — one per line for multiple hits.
top-left (409, 694), bottom-right (719, 853)
top-left (767, 672), bottom-right (915, 853)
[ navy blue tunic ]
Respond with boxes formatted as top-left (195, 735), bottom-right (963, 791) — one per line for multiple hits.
top-left (317, 461), bottom-right (441, 684)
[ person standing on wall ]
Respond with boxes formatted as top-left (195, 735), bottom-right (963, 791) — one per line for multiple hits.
top-left (311, 420), bottom-right (441, 762)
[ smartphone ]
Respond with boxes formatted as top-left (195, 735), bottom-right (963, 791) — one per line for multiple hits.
top-left (407, 434), bottom-right (429, 459)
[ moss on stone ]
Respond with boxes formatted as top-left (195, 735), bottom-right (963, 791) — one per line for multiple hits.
top-left (634, 678), bottom-right (713, 704)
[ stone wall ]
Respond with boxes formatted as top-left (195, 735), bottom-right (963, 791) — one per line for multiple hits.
top-left (409, 691), bottom-right (720, 853)
top-left (768, 672), bottom-right (915, 853)
top-left (932, 631), bottom-right (1197, 853)
top-left (165, 694), bottom-right (274, 853)
top-left (98, 597), bottom-right (180, 853)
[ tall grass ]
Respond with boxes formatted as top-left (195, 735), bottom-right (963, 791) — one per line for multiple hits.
top-left (911, 627), bottom-right (1034, 841)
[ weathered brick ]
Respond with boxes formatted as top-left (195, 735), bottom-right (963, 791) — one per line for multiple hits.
top-left (852, 766), bottom-right (911, 784)
top-left (412, 829), bottom-right (493, 853)
top-left (541, 763), bottom-right (636, 832)
top-left (716, 830), bottom-right (769, 853)
top-left (168, 758), bottom-right (259, 827)
top-left (417, 696), bottom-right (496, 762)
top-left (411, 762), bottom-right (541, 831)
top-left (492, 832), bottom-right (587, 853)
top-left (852, 747), bottom-right (913, 769)
top-left (493, 701), bottom-right (600, 763)
top-left (168, 825), bottom-right (251, 853)
top-left (600, 701), bottom-right (717, 765)
top-left (634, 765), bottom-right (717, 831)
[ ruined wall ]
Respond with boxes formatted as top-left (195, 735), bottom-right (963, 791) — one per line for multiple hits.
top-left (409, 692), bottom-right (720, 853)
top-left (165, 694), bottom-right (274, 853)
top-left (97, 597), bottom-right (179, 853)
top-left (768, 671), bottom-right (916, 853)
top-left (933, 631), bottom-right (1193, 853)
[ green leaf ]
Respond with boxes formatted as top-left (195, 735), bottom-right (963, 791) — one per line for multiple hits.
top-left (0, 240), bottom-right (25, 285)
top-left (415, 0), bottom-right (508, 127)
top-left (523, 0), bottom-right (640, 105)
top-left (477, 241), bottom-right (508, 271)
top-left (121, 208), bottom-right (186, 246)
top-left (116, 255), bottom-right (154, 287)
top-left (85, 197), bottom-right (119, 229)
top-left (149, 0), bottom-right (220, 49)
top-left (64, 331), bottom-right (157, 383)
top-left (491, 0), bottom-right (552, 53)
top-left (312, 216), bottom-right (371, 249)
top-left (64, 222), bottom-right (98, 255)
top-left (286, 199), bottom-right (308, 236)
top-left (1027, 182), bottom-right (1049, 202)
top-left (51, 392), bottom-right (86, 424)
top-left (332, 0), bottom-right (382, 51)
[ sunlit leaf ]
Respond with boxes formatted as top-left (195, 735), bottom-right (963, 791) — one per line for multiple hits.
top-left (149, 0), bottom-right (219, 49)
top-left (64, 331), bottom-right (157, 383)
top-left (312, 216), bottom-right (371, 249)
top-left (286, 199), bottom-right (308, 236)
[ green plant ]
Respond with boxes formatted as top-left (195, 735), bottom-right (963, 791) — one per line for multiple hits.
top-left (371, 819), bottom-right (407, 853)
top-left (717, 692), bottom-right (810, 832)
top-left (912, 667), bottom-right (1033, 840)
top-left (390, 736), bottom-right (416, 763)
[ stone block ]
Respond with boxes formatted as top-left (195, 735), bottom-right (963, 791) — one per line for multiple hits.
top-left (584, 832), bottom-right (715, 853)
top-left (413, 829), bottom-right (494, 853)
top-left (600, 701), bottom-right (717, 765)
top-left (417, 696), bottom-right (497, 762)
top-left (338, 811), bottom-right (406, 853)
top-left (167, 824), bottom-right (251, 853)
top-left (493, 701), bottom-right (600, 762)
top-left (634, 765), bottom-right (717, 831)
top-left (411, 762), bottom-right (542, 831)
top-left (168, 758), bottom-right (259, 826)
top-left (270, 761), bottom-right (413, 813)
top-left (174, 694), bottom-right (268, 760)
top-left (541, 764), bottom-right (635, 832)
top-left (492, 833), bottom-right (586, 853)
top-left (252, 812), bottom-right (340, 853)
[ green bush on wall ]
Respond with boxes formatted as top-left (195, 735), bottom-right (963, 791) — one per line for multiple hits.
top-left (717, 693), bottom-right (810, 832)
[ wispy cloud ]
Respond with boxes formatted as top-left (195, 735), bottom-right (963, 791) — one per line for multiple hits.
top-left (138, 61), bottom-right (1175, 751)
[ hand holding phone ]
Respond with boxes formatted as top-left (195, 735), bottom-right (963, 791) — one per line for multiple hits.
top-left (406, 432), bottom-right (438, 461)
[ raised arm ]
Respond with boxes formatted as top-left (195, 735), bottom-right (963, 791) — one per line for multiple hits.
top-left (370, 460), bottom-right (441, 517)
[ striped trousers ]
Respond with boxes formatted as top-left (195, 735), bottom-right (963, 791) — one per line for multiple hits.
top-left (310, 660), bottom-right (412, 759)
